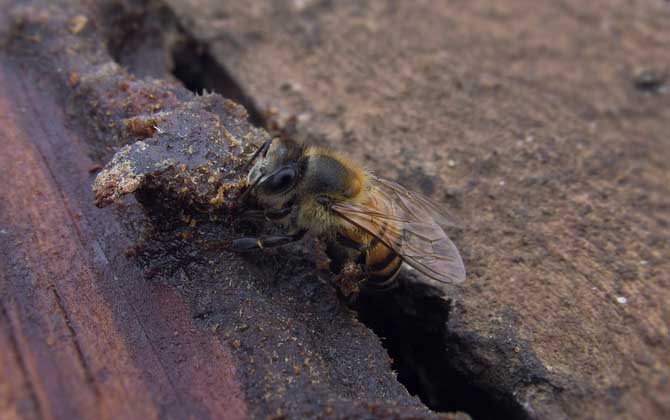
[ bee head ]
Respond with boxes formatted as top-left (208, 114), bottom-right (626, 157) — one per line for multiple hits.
top-left (244, 137), bottom-right (304, 205)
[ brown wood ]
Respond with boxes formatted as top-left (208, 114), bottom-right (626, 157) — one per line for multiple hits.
top-left (2, 0), bottom-right (669, 418)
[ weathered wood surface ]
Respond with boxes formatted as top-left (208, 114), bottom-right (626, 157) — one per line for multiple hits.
top-left (0, 56), bottom-right (249, 420)
top-left (164, 0), bottom-right (670, 419)
top-left (1, 0), bottom-right (669, 419)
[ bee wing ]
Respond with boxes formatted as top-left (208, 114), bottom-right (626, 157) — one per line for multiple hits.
top-left (331, 179), bottom-right (466, 284)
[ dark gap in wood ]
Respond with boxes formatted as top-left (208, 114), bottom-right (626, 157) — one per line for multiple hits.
top-left (355, 287), bottom-right (530, 420)
top-left (101, 0), bottom-right (265, 127)
top-left (0, 300), bottom-right (45, 419)
top-left (50, 288), bottom-right (101, 399)
top-left (171, 38), bottom-right (265, 127)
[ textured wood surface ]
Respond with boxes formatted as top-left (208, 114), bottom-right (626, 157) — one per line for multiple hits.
top-left (0, 58), bottom-right (248, 420)
top-left (1, 0), bottom-right (669, 419)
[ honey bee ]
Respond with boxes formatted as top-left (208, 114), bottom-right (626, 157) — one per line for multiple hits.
top-left (232, 137), bottom-right (465, 293)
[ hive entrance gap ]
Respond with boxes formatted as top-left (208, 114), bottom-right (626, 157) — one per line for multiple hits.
top-left (171, 37), bottom-right (265, 127)
top-left (354, 289), bottom-right (530, 420)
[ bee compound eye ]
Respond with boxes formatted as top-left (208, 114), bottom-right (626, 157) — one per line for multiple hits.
top-left (263, 166), bottom-right (296, 194)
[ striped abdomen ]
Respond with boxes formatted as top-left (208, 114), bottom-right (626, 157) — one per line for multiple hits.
top-left (338, 217), bottom-right (403, 290)
top-left (364, 239), bottom-right (402, 290)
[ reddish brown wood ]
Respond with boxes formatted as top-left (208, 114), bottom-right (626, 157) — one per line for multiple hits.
top-left (0, 60), bottom-right (247, 420)
top-left (0, 298), bottom-right (40, 420)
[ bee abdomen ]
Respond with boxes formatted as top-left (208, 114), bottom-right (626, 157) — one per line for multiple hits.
top-left (365, 245), bottom-right (402, 290)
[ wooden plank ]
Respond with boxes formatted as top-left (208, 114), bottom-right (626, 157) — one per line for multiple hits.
top-left (0, 66), bottom-right (101, 420)
top-left (0, 58), bottom-right (247, 420)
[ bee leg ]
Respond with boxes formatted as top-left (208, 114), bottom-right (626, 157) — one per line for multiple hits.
top-left (231, 229), bottom-right (306, 252)
top-left (238, 210), bottom-right (265, 222)
top-left (240, 206), bottom-right (293, 222)
top-left (265, 206), bottom-right (293, 220)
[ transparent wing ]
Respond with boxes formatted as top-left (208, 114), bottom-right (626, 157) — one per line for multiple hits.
top-left (372, 176), bottom-right (463, 229)
top-left (331, 178), bottom-right (466, 284)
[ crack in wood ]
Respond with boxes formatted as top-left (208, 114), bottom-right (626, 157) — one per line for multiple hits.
top-left (49, 288), bottom-right (102, 401)
top-left (0, 299), bottom-right (46, 420)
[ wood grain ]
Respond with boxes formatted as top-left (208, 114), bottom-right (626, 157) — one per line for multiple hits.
top-left (0, 59), bottom-right (247, 420)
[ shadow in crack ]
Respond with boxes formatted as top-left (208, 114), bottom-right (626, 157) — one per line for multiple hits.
top-left (355, 279), bottom-right (530, 420)
top-left (101, 0), bottom-right (265, 127)
top-left (171, 38), bottom-right (265, 127)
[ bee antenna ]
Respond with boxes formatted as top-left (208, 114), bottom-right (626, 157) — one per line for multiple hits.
top-left (242, 138), bottom-right (274, 173)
